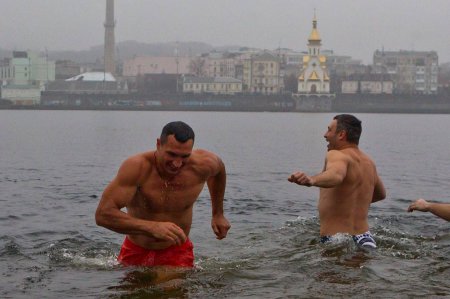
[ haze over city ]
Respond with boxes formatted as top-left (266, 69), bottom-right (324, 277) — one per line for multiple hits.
top-left (1, 0), bottom-right (449, 64)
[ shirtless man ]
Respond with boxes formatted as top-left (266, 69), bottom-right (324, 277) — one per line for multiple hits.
top-left (408, 198), bottom-right (450, 221)
top-left (288, 114), bottom-right (386, 248)
top-left (95, 121), bottom-right (231, 267)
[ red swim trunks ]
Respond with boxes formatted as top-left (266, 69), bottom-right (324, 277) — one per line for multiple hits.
top-left (117, 237), bottom-right (194, 268)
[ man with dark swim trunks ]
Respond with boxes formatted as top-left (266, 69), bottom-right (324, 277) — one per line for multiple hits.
top-left (288, 114), bottom-right (386, 248)
top-left (95, 121), bottom-right (231, 267)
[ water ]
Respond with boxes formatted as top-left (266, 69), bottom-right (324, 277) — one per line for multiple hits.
top-left (1, 110), bottom-right (449, 298)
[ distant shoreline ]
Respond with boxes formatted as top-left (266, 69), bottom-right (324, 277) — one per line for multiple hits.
top-left (2, 93), bottom-right (450, 114)
top-left (2, 105), bottom-right (450, 114)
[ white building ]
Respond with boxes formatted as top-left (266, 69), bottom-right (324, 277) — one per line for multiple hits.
top-left (342, 74), bottom-right (393, 94)
top-left (297, 15), bottom-right (330, 94)
top-left (183, 76), bottom-right (242, 95)
top-left (0, 51), bottom-right (55, 105)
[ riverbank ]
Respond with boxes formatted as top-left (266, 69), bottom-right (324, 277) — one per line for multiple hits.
top-left (2, 93), bottom-right (450, 113)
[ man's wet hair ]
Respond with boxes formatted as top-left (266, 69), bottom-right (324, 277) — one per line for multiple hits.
top-left (333, 114), bottom-right (362, 144)
top-left (160, 121), bottom-right (195, 144)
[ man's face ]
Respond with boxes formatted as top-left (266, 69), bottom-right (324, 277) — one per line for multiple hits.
top-left (324, 119), bottom-right (340, 150)
top-left (157, 135), bottom-right (193, 176)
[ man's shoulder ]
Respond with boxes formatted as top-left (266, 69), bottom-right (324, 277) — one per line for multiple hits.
top-left (326, 149), bottom-right (349, 161)
top-left (119, 152), bottom-right (153, 178)
top-left (192, 149), bottom-right (219, 160)
top-left (190, 149), bottom-right (223, 174)
top-left (340, 148), bottom-right (376, 170)
top-left (124, 151), bottom-right (153, 165)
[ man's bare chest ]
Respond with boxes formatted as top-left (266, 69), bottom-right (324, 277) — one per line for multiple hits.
top-left (133, 177), bottom-right (206, 212)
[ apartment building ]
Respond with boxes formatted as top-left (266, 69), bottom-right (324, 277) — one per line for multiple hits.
top-left (242, 52), bottom-right (283, 94)
top-left (373, 50), bottom-right (438, 94)
top-left (122, 56), bottom-right (192, 77)
top-left (205, 52), bottom-right (239, 78)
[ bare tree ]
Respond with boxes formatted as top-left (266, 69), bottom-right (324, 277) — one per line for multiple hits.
top-left (188, 57), bottom-right (206, 76)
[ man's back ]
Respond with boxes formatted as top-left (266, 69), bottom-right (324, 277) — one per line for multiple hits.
top-left (289, 114), bottom-right (385, 243)
top-left (318, 147), bottom-right (377, 236)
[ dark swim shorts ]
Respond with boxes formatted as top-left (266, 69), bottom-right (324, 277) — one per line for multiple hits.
top-left (320, 231), bottom-right (377, 248)
top-left (117, 237), bottom-right (194, 267)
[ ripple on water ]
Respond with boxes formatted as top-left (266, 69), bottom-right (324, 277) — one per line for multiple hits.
top-left (0, 236), bottom-right (22, 257)
top-left (47, 236), bottom-right (120, 269)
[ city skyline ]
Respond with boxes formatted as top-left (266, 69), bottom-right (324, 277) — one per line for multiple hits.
top-left (1, 0), bottom-right (450, 64)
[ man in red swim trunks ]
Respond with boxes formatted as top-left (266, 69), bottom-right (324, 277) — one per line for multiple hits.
top-left (95, 121), bottom-right (231, 267)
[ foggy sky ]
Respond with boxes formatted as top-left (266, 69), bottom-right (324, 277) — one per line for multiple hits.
top-left (1, 0), bottom-right (449, 64)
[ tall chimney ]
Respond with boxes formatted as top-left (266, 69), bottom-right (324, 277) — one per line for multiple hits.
top-left (104, 0), bottom-right (115, 75)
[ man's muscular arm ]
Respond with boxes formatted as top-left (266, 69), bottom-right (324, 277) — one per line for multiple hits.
top-left (289, 150), bottom-right (348, 188)
top-left (205, 153), bottom-right (231, 240)
top-left (95, 156), bottom-right (186, 245)
top-left (372, 166), bottom-right (386, 203)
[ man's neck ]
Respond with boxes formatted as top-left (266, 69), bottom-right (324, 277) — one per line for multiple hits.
top-left (336, 143), bottom-right (358, 151)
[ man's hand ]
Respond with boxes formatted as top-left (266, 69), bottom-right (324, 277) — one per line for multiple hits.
top-left (148, 221), bottom-right (187, 246)
top-left (288, 171), bottom-right (315, 187)
top-left (211, 215), bottom-right (231, 240)
top-left (407, 198), bottom-right (430, 213)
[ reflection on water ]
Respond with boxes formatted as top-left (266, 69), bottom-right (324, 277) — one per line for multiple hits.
top-left (110, 268), bottom-right (191, 298)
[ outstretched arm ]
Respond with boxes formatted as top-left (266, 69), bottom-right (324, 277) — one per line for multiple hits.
top-left (206, 154), bottom-right (231, 240)
top-left (95, 156), bottom-right (186, 245)
top-left (288, 150), bottom-right (348, 188)
top-left (407, 198), bottom-right (450, 221)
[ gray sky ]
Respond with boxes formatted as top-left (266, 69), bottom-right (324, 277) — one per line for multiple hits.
top-left (1, 0), bottom-right (449, 64)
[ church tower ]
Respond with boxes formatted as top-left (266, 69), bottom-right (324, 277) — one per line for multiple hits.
top-left (297, 13), bottom-right (330, 94)
top-left (104, 0), bottom-right (116, 75)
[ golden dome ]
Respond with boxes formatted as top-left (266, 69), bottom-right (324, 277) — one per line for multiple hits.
top-left (308, 15), bottom-right (321, 42)
top-left (308, 29), bottom-right (321, 42)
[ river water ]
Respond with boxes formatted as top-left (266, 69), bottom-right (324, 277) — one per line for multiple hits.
top-left (1, 110), bottom-right (449, 298)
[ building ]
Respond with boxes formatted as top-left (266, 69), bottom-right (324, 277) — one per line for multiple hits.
top-left (0, 85), bottom-right (41, 105)
top-left (136, 74), bottom-right (179, 94)
top-left (243, 51), bottom-right (283, 94)
top-left (183, 76), bottom-right (242, 95)
top-left (205, 52), bottom-right (240, 78)
top-left (342, 74), bottom-right (393, 94)
top-left (123, 56), bottom-right (192, 77)
top-left (0, 51), bottom-right (55, 105)
top-left (55, 60), bottom-right (82, 80)
top-left (0, 51), bottom-right (55, 85)
top-left (42, 71), bottom-right (128, 106)
top-left (46, 72), bottom-right (126, 95)
top-left (297, 15), bottom-right (330, 94)
top-left (373, 50), bottom-right (438, 95)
